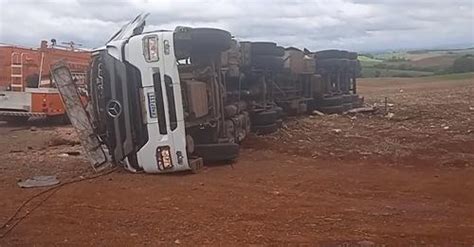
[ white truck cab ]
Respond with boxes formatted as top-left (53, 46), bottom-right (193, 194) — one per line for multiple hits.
top-left (89, 14), bottom-right (249, 173)
top-left (89, 14), bottom-right (196, 173)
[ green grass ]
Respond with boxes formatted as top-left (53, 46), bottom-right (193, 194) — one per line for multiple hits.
top-left (358, 55), bottom-right (383, 67)
top-left (361, 67), bottom-right (434, 78)
top-left (372, 52), bottom-right (407, 60)
top-left (360, 49), bottom-right (474, 78)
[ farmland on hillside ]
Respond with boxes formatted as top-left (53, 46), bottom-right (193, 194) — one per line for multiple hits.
top-left (360, 48), bottom-right (474, 78)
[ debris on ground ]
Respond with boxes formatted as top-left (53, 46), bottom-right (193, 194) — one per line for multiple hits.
top-left (386, 112), bottom-right (395, 119)
top-left (17, 175), bottom-right (60, 188)
top-left (332, 128), bottom-right (342, 134)
top-left (311, 110), bottom-right (325, 116)
top-left (246, 77), bottom-right (474, 167)
top-left (346, 106), bottom-right (377, 114)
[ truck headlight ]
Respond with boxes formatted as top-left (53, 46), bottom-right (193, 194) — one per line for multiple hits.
top-left (143, 35), bottom-right (159, 62)
top-left (156, 146), bottom-right (173, 170)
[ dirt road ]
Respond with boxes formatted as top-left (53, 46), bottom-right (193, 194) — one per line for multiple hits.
top-left (1, 74), bottom-right (473, 246)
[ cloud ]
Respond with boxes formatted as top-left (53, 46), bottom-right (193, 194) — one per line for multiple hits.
top-left (0, 0), bottom-right (473, 51)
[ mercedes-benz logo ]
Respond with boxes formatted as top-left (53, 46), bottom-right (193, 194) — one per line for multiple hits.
top-left (106, 99), bottom-right (122, 118)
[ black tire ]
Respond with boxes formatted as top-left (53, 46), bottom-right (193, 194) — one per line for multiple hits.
top-left (351, 94), bottom-right (359, 102)
top-left (273, 106), bottom-right (284, 118)
top-left (315, 50), bottom-right (349, 59)
top-left (319, 105), bottom-right (344, 114)
top-left (194, 143), bottom-right (239, 162)
top-left (252, 123), bottom-right (278, 135)
top-left (352, 94), bottom-right (362, 108)
top-left (252, 55), bottom-right (284, 70)
top-left (275, 46), bottom-right (285, 57)
top-left (316, 58), bottom-right (350, 69)
top-left (251, 42), bottom-right (278, 56)
top-left (251, 110), bottom-right (278, 126)
top-left (348, 52), bottom-right (358, 60)
top-left (342, 94), bottom-right (352, 104)
top-left (319, 95), bottom-right (343, 107)
top-left (348, 60), bottom-right (359, 72)
top-left (190, 28), bottom-right (232, 53)
top-left (276, 119), bottom-right (283, 128)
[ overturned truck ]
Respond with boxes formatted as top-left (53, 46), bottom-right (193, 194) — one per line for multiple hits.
top-left (57, 14), bottom-right (363, 174)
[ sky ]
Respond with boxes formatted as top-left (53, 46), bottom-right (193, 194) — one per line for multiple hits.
top-left (0, 0), bottom-right (473, 52)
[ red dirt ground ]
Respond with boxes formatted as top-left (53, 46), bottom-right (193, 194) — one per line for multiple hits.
top-left (0, 75), bottom-right (473, 246)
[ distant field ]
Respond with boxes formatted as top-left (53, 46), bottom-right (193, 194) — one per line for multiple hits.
top-left (373, 48), bottom-right (474, 61)
top-left (360, 48), bottom-right (474, 78)
top-left (361, 67), bottom-right (434, 78)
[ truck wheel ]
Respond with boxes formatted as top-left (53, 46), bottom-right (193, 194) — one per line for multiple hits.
top-left (315, 50), bottom-right (349, 59)
top-left (252, 55), bottom-right (284, 70)
top-left (351, 94), bottom-right (359, 102)
top-left (273, 106), bottom-right (285, 118)
top-left (316, 58), bottom-right (350, 69)
top-left (251, 110), bottom-right (277, 126)
top-left (251, 42), bottom-right (278, 56)
top-left (342, 94), bottom-right (353, 104)
top-left (320, 95), bottom-right (343, 107)
top-left (190, 28), bottom-right (232, 53)
top-left (252, 123), bottom-right (278, 135)
top-left (352, 94), bottom-right (362, 108)
top-left (348, 60), bottom-right (359, 72)
top-left (275, 46), bottom-right (285, 56)
top-left (298, 103), bottom-right (308, 114)
top-left (194, 143), bottom-right (240, 162)
top-left (348, 52), bottom-right (358, 60)
top-left (319, 105), bottom-right (344, 114)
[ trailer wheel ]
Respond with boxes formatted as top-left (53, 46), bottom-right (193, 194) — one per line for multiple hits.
top-left (319, 105), bottom-right (344, 115)
top-left (251, 42), bottom-right (279, 56)
top-left (252, 55), bottom-right (284, 71)
top-left (342, 94), bottom-right (353, 104)
top-left (352, 94), bottom-right (362, 108)
top-left (348, 52), bottom-right (358, 60)
top-left (319, 95), bottom-right (343, 107)
top-left (275, 46), bottom-right (285, 57)
top-left (252, 123), bottom-right (278, 135)
top-left (315, 50), bottom-right (350, 59)
top-left (273, 106), bottom-right (285, 118)
top-left (348, 60), bottom-right (359, 72)
top-left (190, 28), bottom-right (232, 53)
top-left (194, 143), bottom-right (239, 162)
top-left (316, 58), bottom-right (350, 69)
top-left (251, 110), bottom-right (278, 126)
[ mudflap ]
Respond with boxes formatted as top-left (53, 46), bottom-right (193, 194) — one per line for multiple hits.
top-left (194, 143), bottom-right (240, 162)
